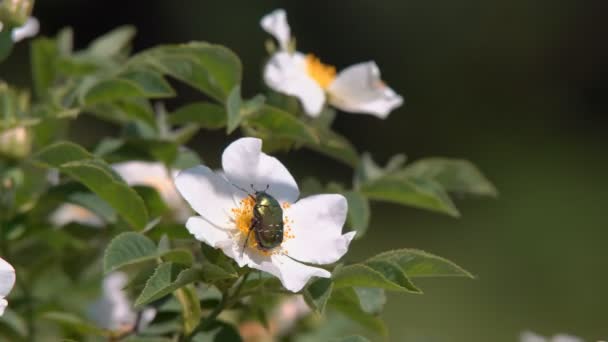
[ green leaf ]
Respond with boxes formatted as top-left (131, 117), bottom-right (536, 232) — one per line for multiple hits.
top-left (161, 248), bottom-right (195, 267)
top-left (329, 287), bottom-right (387, 337)
top-left (360, 176), bottom-right (460, 217)
top-left (60, 160), bottom-right (149, 229)
top-left (342, 191), bottom-right (370, 238)
top-left (135, 262), bottom-right (201, 307)
top-left (30, 37), bottom-right (58, 98)
top-left (304, 278), bottom-right (333, 315)
top-left (42, 312), bottom-right (109, 337)
top-left (169, 102), bottom-right (226, 129)
top-left (82, 78), bottom-right (145, 105)
top-left (332, 263), bottom-right (421, 293)
top-left (354, 287), bottom-right (386, 315)
top-left (368, 249), bottom-right (474, 278)
top-left (32, 141), bottom-right (93, 166)
top-left (246, 105), bottom-right (318, 144)
top-left (87, 25), bottom-right (136, 58)
top-left (399, 158), bottom-right (497, 197)
top-left (133, 185), bottom-right (170, 219)
top-left (104, 232), bottom-right (157, 273)
top-left (305, 127), bottom-right (359, 167)
top-left (120, 69), bottom-right (175, 98)
top-left (67, 191), bottom-right (117, 224)
top-left (200, 261), bottom-right (238, 282)
top-left (0, 29), bottom-right (13, 63)
top-left (226, 86), bottom-right (242, 134)
top-left (133, 42), bottom-right (242, 102)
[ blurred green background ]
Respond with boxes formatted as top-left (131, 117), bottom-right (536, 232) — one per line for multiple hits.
top-left (3, 1), bottom-right (608, 341)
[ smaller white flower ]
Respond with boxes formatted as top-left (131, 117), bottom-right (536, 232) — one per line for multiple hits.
top-left (11, 17), bottom-right (38, 42)
top-left (175, 137), bottom-right (355, 292)
top-left (273, 295), bottom-right (310, 336)
top-left (0, 257), bottom-right (16, 316)
top-left (50, 161), bottom-right (190, 227)
top-left (261, 9), bottom-right (403, 118)
top-left (91, 272), bottom-right (156, 331)
top-left (521, 331), bottom-right (585, 342)
top-left (0, 126), bottom-right (31, 158)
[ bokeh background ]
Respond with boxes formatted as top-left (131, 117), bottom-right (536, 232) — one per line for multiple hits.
top-left (3, 1), bottom-right (608, 341)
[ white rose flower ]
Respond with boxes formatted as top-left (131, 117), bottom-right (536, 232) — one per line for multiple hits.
top-left (261, 9), bottom-right (403, 118)
top-left (174, 137), bottom-right (355, 292)
top-left (50, 161), bottom-right (189, 227)
top-left (0, 257), bottom-right (16, 316)
top-left (521, 331), bottom-right (585, 342)
top-left (0, 17), bottom-right (39, 42)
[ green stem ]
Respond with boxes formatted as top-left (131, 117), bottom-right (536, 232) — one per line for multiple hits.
top-left (184, 272), bottom-right (251, 340)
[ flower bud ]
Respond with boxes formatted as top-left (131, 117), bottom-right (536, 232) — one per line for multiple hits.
top-left (0, 0), bottom-right (34, 27)
top-left (0, 126), bottom-right (31, 158)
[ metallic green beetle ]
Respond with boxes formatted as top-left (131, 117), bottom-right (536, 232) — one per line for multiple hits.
top-left (243, 186), bottom-right (284, 251)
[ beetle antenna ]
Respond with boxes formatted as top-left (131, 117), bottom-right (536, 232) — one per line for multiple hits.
top-left (231, 182), bottom-right (252, 196)
top-left (264, 184), bottom-right (269, 191)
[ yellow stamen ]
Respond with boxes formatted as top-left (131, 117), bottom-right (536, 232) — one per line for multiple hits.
top-left (305, 54), bottom-right (336, 89)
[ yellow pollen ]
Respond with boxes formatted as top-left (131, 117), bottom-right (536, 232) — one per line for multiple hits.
top-left (305, 54), bottom-right (336, 89)
top-left (231, 197), bottom-right (255, 238)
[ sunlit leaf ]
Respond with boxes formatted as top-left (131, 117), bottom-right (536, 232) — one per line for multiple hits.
top-left (368, 249), bottom-right (474, 278)
top-left (332, 263), bottom-right (421, 293)
top-left (135, 262), bottom-right (201, 307)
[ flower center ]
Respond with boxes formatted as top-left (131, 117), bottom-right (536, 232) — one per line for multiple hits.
top-left (305, 54), bottom-right (336, 89)
top-left (230, 197), bottom-right (295, 255)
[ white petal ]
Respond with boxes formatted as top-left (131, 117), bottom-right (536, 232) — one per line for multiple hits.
top-left (97, 272), bottom-right (137, 330)
top-left (185, 216), bottom-right (232, 248)
top-left (12, 17), bottom-right (39, 42)
top-left (260, 9), bottom-right (291, 51)
top-left (49, 203), bottom-right (104, 227)
top-left (268, 254), bottom-right (330, 292)
top-left (283, 194), bottom-right (355, 264)
top-left (0, 258), bottom-right (15, 317)
top-left (174, 166), bottom-right (237, 228)
top-left (264, 52), bottom-right (326, 116)
top-left (222, 137), bottom-right (299, 204)
top-left (551, 335), bottom-right (584, 342)
top-left (328, 61), bottom-right (403, 118)
top-left (0, 299), bottom-right (7, 316)
top-left (113, 161), bottom-right (190, 221)
top-left (520, 332), bottom-right (547, 342)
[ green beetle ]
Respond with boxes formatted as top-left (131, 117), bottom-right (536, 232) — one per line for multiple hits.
top-left (242, 186), bottom-right (284, 251)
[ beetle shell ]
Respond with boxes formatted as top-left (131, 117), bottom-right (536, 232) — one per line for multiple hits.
top-left (251, 191), bottom-right (284, 250)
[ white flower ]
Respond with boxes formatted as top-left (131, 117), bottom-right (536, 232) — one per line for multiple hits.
top-left (91, 272), bottom-right (156, 331)
top-left (50, 161), bottom-right (190, 227)
top-left (521, 331), bottom-right (585, 342)
top-left (0, 257), bottom-right (16, 316)
top-left (0, 17), bottom-right (39, 43)
top-left (261, 9), bottom-right (403, 118)
top-left (174, 137), bottom-right (355, 292)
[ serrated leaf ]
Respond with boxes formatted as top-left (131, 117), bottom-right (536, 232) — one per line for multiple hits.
top-left (42, 312), bottom-right (109, 337)
top-left (342, 191), bottom-right (370, 239)
top-left (200, 261), bottom-right (238, 282)
top-left (133, 42), bottom-right (242, 102)
top-left (368, 249), bottom-right (473, 278)
top-left (360, 176), bottom-right (460, 217)
top-left (399, 158), bottom-right (497, 197)
top-left (246, 105), bottom-right (317, 144)
top-left (332, 263), bottom-right (421, 293)
top-left (304, 277), bottom-right (333, 315)
top-left (161, 248), bottom-right (194, 267)
top-left (133, 185), bottom-right (170, 219)
top-left (169, 102), bottom-right (226, 129)
top-left (135, 262), bottom-right (201, 307)
top-left (104, 232), bottom-right (157, 273)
